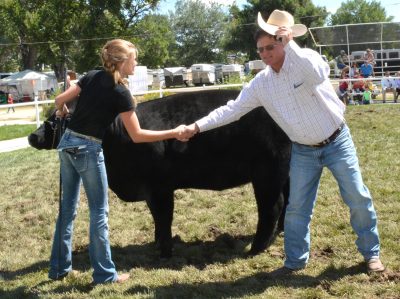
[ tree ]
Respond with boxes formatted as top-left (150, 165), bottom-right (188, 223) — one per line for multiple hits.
top-left (170, 0), bottom-right (229, 67)
top-left (35, 0), bottom-right (84, 79)
top-left (0, 2), bottom-right (20, 71)
top-left (72, 0), bottom-right (161, 73)
top-left (134, 14), bottom-right (175, 68)
top-left (224, 0), bottom-right (328, 60)
top-left (0, 0), bottom-right (161, 80)
top-left (0, 0), bottom-right (46, 71)
top-left (329, 0), bottom-right (393, 25)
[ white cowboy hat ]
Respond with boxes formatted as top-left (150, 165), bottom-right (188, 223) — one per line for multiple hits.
top-left (257, 10), bottom-right (307, 37)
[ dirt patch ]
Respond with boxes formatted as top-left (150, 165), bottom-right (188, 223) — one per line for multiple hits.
top-left (0, 105), bottom-right (39, 125)
top-left (369, 269), bottom-right (400, 282)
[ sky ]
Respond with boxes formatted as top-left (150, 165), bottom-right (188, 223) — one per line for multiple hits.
top-left (157, 0), bottom-right (400, 22)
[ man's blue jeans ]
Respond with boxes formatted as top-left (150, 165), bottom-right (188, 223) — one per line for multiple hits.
top-left (49, 130), bottom-right (118, 284)
top-left (284, 125), bottom-right (380, 269)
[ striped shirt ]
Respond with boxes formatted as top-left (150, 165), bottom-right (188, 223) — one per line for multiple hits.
top-left (196, 40), bottom-right (346, 145)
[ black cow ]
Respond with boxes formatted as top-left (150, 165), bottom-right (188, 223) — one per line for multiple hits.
top-left (29, 89), bottom-right (291, 258)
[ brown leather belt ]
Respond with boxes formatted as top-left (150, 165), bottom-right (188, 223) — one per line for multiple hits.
top-left (308, 122), bottom-right (345, 148)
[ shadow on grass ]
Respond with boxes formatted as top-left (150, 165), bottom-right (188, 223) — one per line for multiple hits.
top-left (0, 260), bottom-right (49, 280)
top-left (0, 250), bottom-right (383, 299)
top-left (0, 233), bottom-right (254, 297)
top-left (126, 264), bottom-right (367, 298)
top-left (0, 280), bottom-right (94, 299)
top-left (112, 233), bottom-right (256, 271)
top-left (0, 263), bottom-right (370, 299)
top-left (2, 235), bottom-right (380, 298)
top-left (0, 233), bottom-right (254, 282)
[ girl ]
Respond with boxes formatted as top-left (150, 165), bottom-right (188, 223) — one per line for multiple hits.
top-left (49, 39), bottom-right (192, 284)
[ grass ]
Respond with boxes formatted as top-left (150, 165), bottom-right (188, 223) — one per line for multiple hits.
top-left (0, 124), bottom-right (37, 141)
top-left (0, 104), bottom-right (399, 298)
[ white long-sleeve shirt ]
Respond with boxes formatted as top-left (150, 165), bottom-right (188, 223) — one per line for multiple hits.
top-left (381, 76), bottom-right (396, 90)
top-left (196, 40), bottom-right (345, 145)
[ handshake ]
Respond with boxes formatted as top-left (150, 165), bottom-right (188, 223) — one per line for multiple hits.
top-left (174, 123), bottom-right (200, 142)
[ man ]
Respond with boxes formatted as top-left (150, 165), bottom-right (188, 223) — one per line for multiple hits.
top-left (184, 9), bottom-right (384, 274)
top-left (381, 71), bottom-right (397, 103)
top-left (359, 61), bottom-right (374, 78)
top-left (335, 50), bottom-right (349, 77)
top-left (395, 71), bottom-right (400, 102)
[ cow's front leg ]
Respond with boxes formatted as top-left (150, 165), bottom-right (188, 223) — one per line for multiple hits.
top-left (249, 165), bottom-right (288, 255)
top-left (146, 189), bottom-right (174, 258)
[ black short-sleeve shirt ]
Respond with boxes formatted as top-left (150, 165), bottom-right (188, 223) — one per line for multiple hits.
top-left (67, 70), bottom-right (135, 139)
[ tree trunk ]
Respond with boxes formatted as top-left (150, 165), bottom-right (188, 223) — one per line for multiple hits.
top-left (20, 44), bottom-right (37, 70)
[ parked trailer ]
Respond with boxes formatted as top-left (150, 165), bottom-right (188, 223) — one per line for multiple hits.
top-left (213, 63), bottom-right (224, 84)
top-left (222, 64), bottom-right (244, 81)
top-left (164, 67), bottom-right (192, 87)
top-left (248, 60), bottom-right (266, 74)
top-left (150, 69), bottom-right (165, 89)
top-left (183, 68), bottom-right (192, 86)
top-left (191, 64), bottom-right (216, 86)
top-left (128, 66), bottom-right (148, 93)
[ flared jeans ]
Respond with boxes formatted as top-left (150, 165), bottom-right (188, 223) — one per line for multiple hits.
top-left (49, 129), bottom-right (118, 283)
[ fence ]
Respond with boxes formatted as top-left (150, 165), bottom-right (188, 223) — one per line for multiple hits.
top-left (0, 83), bottom-right (246, 128)
top-left (309, 22), bottom-right (400, 77)
top-left (332, 75), bottom-right (400, 104)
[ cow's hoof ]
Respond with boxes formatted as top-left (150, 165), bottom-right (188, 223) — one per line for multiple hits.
top-left (248, 245), bottom-right (266, 256)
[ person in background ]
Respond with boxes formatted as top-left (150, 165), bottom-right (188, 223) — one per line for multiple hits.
top-left (7, 93), bottom-right (15, 113)
top-left (347, 70), bottom-right (365, 104)
top-left (360, 61), bottom-right (374, 78)
top-left (338, 72), bottom-right (349, 105)
top-left (184, 9), bottom-right (385, 275)
top-left (49, 39), bottom-right (193, 285)
top-left (362, 86), bottom-right (372, 104)
top-left (363, 48), bottom-right (376, 65)
top-left (348, 61), bottom-right (358, 78)
top-left (381, 71), bottom-right (397, 103)
top-left (336, 50), bottom-right (349, 69)
top-left (394, 70), bottom-right (400, 103)
top-left (352, 71), bottom-right (365, 91)
top-left (336, 50), bottom-right (349, 76)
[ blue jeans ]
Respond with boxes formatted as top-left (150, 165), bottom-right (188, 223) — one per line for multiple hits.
top-left (284, 125), bottom-right (380, 269)
top-left (49, 129), bottom-right (118, 284)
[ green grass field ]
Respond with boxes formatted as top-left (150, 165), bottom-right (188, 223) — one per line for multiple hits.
top-left (0, 124), bottom-right (37, 141)
top-left (0, 104), bottom-right (399, 298)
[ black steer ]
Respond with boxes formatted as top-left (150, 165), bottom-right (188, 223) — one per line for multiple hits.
top-left (29, 89), bottom-right (291, 258)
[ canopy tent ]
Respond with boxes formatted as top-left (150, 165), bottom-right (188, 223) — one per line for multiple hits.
top-left (0, 69), bottom-right (58, 100)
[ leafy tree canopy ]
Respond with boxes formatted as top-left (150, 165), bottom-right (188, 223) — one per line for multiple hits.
top-left (170, 0), bottom-right (229, 67)
top-left (329, 0), bottom-right (394, 25)
top-left (224, 0), bottom-right (328, 60)
top-left (0, 0), bottom-right (160, 79)
top-left (134, 14), bottom-right (175, 68)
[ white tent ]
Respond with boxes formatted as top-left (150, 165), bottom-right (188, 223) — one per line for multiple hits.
top-left (0, 69), bottom-right (58, 99)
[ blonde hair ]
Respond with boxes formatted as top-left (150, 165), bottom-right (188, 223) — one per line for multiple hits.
top-left (101, 39), bottom-right (137, 86)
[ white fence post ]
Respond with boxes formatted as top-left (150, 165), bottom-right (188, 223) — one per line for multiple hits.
top-left (34, 93), bottom-right (40, 128)
top-left (159, 86), bottom-right (163, 98)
